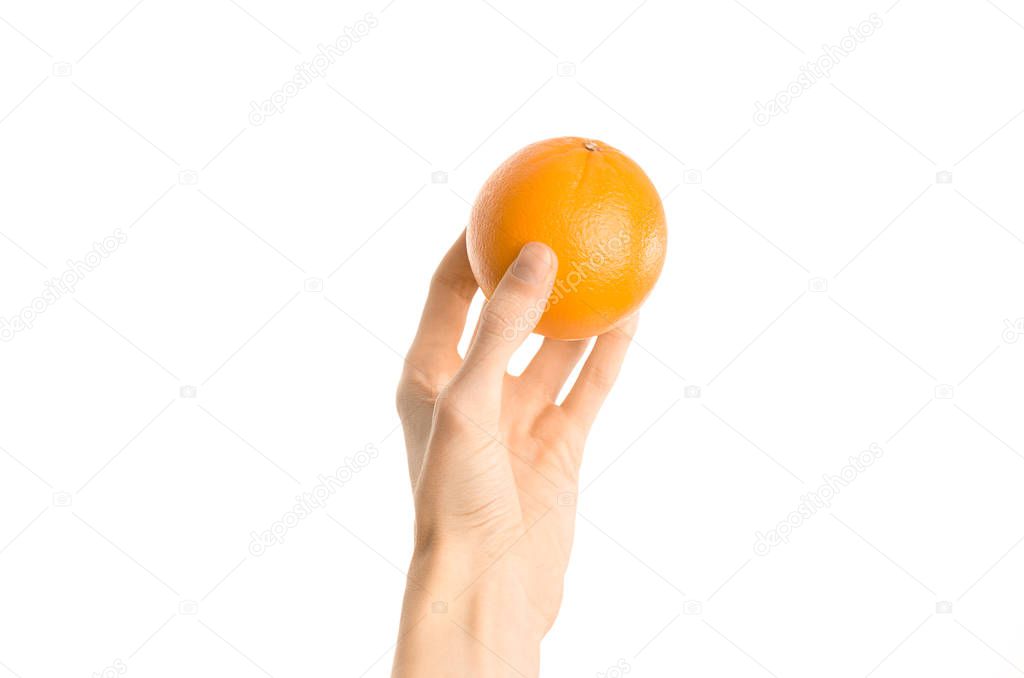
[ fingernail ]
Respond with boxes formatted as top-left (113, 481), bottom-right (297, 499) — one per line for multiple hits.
top-left (511, 242), bottom-right (553, 284)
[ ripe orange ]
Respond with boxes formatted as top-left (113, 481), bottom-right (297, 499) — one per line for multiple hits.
top-left (467, 136), bottom-right (667, 340)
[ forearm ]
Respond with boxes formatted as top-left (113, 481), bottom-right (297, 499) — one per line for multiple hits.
top-left (392, 548), bottom-right (542, 678)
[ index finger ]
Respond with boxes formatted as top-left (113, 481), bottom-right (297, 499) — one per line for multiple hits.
top-left (406, 230), bottom-right (479, 369)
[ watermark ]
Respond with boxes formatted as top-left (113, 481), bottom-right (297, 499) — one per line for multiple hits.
top-left (596, 659), bottom-right (631, 678)
top-left (248, 443), bottom-right (379, 555)
top-left (1, 228), bottom-right (128, 342)
top-left (1002, 318), bottom-right (1024, 343)
top-left (248, 13), bottom-right (378, 125)
top-left (501, 229), bottom-right (633, 341)
top-left (753, 443), bottom-right (884, 555)
top-left (91, 659), bottom-right (127, 678)
top-left (753, 13), bottom-right (883, 126)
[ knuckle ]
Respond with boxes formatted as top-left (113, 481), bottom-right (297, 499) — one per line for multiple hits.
top-left (395, 367), bottom-right (440, 416)
top-left (433, 376), bottom-right (489, 425)
top-left (432, 384), bottom-right (464, 417)
top-left (481, 296), bottom-right (535, 342)
top-left (480, 302), bottom-right (519, 341)
top-left (430, 269), bottom-right (476, 303)
top-left (395, 381), bottom-right (419, 417)
top-left (581, 365), bottom-right (617, 392)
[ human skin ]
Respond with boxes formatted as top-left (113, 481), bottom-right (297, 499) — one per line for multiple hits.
top-left (391, 232), bottom-right (637, 677)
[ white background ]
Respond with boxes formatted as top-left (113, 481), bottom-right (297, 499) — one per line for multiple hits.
top-left (2, 0), bottom-right (1023, 676)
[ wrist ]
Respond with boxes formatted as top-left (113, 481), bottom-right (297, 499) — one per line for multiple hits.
top-left (408, 544), bottom-right (543, 638)
top-left (393, 545), bottom-right (543, 677)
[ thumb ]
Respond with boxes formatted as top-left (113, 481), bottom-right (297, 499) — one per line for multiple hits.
top-left (462, 242), bottom-right (557, 381)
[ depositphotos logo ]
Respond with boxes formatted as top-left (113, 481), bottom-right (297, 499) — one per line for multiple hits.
top-left (753, 13), bottom-right (883, 126)
top-left (1, 228), bottom-right (128, 342)
top-left (248, 13), bottom-right (378, 125)
top-left (248, 443), bottom-right (379, 555)
top-left (753, 443), bottom-right (884, 555)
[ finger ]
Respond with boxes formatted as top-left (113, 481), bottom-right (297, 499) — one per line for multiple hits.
top-left (461, 242), bottom-right (557, 383)
top-left (407, 231), bottom-right (478, 371)
top-left (562, 315), bottom-right (638, 429)
top-left (519, 338), bottom-right (590, 401)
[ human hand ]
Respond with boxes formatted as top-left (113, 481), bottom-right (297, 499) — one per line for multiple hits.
top-left (392, 231), bottom-right (636, 677)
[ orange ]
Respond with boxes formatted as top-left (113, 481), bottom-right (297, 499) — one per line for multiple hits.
top-left (467, 136), bottom-right (667, 340)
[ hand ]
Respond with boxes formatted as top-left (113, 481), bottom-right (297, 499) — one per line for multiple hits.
top-left (392, 232), bottom-right (637, 677)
